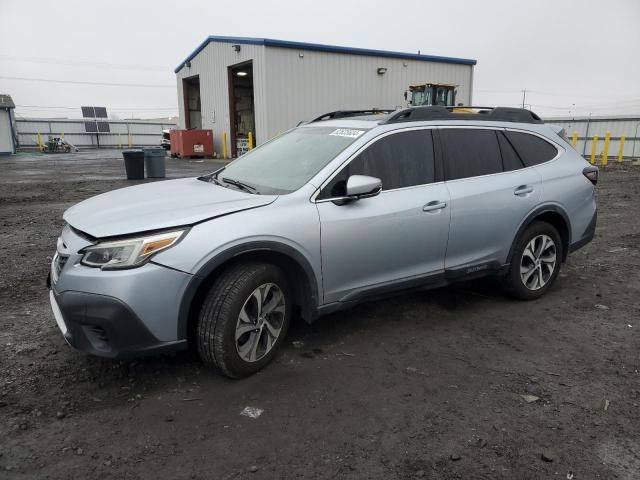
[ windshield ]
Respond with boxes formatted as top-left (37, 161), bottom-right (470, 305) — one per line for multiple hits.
top-left (212, 126), bottom-right (367, 195)
top-left (411, 89), bottom-right (431, 106)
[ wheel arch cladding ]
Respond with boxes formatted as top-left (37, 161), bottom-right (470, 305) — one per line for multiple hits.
top-left (177, 242), bottom-right (319, 342)
top-left (508, 206), bottom-right (571, 264)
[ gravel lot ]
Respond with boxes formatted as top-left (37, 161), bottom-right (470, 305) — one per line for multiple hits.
top-left (1, 149), bottom-right (639, 479)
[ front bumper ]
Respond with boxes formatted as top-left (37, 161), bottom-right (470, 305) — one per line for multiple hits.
top-left (48, 225), bottom-right (192, 359)
top-left (49, 286), bottom-right (187, 359)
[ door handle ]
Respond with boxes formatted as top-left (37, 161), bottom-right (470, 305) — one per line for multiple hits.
top-left (514, 185), bottom-right (534, 196)
top-left (423, 201), bottom-right (447, 212)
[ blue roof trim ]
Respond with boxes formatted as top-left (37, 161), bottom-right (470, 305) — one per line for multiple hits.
top-left (174, 36), bottom-right (477, 73)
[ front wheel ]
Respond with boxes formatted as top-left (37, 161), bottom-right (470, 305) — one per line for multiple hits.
top-left (505, 221), bottom-right (562, 300)
top-left (197, 262), bottom-right (292, 378)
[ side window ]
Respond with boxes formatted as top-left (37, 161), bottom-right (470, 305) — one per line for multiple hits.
top-left (318, 130), bottom-right (435, 199)
top-left (504, 131), bottom-right (558, 167)
top-left (440, 128), bottom-right (502, 180)
top-left (497, 131), bottom-right (525, 171)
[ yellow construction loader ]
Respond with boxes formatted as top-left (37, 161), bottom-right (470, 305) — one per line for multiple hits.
top-left (405, 83), bottom-right (458, 107)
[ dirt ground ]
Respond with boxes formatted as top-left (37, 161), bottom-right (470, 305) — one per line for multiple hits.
top-left (1, 149), bottom-right (639, 480)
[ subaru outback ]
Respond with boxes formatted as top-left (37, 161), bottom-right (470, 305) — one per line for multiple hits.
top-left (48, 106), bottom-right (598, 378)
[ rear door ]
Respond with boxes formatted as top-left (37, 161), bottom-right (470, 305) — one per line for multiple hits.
top-left (439, 127), bottom-right (543, 271)
top-left (315, 128), bottom-right (450, 304)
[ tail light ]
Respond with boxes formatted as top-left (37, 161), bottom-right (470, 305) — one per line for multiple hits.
top-left (583, 166), bottom-right (598, 185)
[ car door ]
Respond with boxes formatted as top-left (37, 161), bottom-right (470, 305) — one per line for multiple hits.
top-left (315, 128), bottom-right (450, 304)
top-left (439, 127), bottom-right (543, 271)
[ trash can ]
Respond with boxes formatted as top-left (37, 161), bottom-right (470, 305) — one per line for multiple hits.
top-left (143, 147), bottom-right (166, 178)
top-left (122, 150), bottom-right (145, 180)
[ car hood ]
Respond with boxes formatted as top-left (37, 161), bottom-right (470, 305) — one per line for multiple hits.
top-left (63, 177), bottom-right (277, 238)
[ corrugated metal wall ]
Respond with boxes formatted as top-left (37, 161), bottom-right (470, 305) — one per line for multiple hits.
top-left (263, 47), bottom-right (473, 140)
top-left (15, 119), bottom-right (176, 148)
top-left (545, 116), bottom-right (640, 160)
top-left (0, 109), bottom-right (14, 153)
top-left (175, 41), bottom-right (473, 155)
top-left (176, 42), bottom-right (267, 155)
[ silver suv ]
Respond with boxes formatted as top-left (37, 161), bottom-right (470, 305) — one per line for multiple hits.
top-left (48, 106), bottom-right (598, 378)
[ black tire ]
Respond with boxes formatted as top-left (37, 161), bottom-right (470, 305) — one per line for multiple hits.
top-left (197, 262), bottom-right (292, 378)
top-left (504, 221), bottom-right (563, 300)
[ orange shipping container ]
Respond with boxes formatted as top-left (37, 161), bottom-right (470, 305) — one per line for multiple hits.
top-left (169, 129), bottom-right (214, 158)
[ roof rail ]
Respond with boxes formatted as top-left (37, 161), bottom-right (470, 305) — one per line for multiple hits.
top-left (384, 106), bottom-right (543, 124)
top-left (310, 109), bottom-right (395, 123)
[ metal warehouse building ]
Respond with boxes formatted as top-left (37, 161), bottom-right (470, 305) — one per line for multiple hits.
top-left (175, 36), bottom-right (476, 157)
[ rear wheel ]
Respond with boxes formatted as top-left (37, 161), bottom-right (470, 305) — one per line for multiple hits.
top-left (505, 221), bottom-right (562, 300)
top-left (197, 262), bottom-right (292, 378)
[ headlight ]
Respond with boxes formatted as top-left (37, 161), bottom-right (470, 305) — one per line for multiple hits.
top-left (80, 230), bottom-right (185, 270)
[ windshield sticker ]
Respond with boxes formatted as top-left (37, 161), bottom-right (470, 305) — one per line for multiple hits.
top-left (330, 129), bottom-right (365, 139)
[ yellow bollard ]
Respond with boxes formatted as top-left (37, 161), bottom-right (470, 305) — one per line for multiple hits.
top-left (37, 132), bottom-right (43, 151)
top-left (128, 132), bottom-right (132, 148)
top-left (222, 132), bottom-right (228, 159)
top-left (618, 135), bottom-right (625, 162)
top-left (60, 132), bottom-right (64, 140)
top-left (590, 136), bottom-right (599, 164)
top-left (571, 131), bottom-right (578, 147)
top-left (603, 132), bottom-right (611, 166)
top-left (248, 132), bottom-right (254, 150)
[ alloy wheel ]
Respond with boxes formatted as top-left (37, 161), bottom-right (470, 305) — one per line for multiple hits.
top-left (235, 283), bottom-right (286, 363)
top-left (519, 234), bottom-right (557, 291)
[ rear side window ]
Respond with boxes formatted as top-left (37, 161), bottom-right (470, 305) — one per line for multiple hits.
top-left (497, 131), bottom-right (525, 171)
top-left (318, 129), bottom-right (435, 198)
top-left (440, 129), bottom-right (502, 180)
top-left (504, 131), bottom-right (558, 167)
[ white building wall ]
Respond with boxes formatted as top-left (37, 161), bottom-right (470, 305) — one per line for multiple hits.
top-left (176, 42), bottom-right (267, 155)
top-left (175, 40), bottom-right (473, 154)
top-left (263, 47), bottom-right (474, 141)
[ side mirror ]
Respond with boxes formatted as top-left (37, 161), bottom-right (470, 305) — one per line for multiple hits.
top-left (345, 175), bottom-right (382, 199)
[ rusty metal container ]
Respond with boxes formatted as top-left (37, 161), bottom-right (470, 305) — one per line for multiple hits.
top-left (170, 129), bottom-right (214, 158)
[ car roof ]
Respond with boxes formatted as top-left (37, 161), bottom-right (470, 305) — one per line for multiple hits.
top-left (302, 120), bottom-right (560, 142)
top-left (306, 106), bottom-right (544, 128)
top-left (300, 117), bottom-right (388, 129)
top-left (302, 107), bottom-right (557, 137)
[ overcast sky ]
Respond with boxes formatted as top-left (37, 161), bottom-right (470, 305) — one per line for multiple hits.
top-left (1, 0), bottom-right (638, 119)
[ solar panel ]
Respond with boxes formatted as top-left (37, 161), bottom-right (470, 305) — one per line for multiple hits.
top-left (82, 106), bottom-right (109, 133)
top-left (81, 106), bottom-right (95, 118)
top-left (81, 106), bottom-right (108, 118)
top-left (94, 107), bottom-right (107, 118)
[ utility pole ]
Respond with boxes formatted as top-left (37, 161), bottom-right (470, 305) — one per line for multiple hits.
top-left (521, 89), bottom-right (527, 109)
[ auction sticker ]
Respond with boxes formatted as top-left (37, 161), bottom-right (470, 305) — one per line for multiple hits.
top-left (330, 129), bottom-right (365, 138)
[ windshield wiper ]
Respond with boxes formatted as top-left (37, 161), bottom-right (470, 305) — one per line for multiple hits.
top-left (198, 169), bottom-right (225, 185)
top-left (221, 177), bottom-right (259, 194)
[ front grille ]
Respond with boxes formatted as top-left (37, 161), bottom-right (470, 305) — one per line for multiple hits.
top-left (52, 235), bottom-right (71, 283)
top-left (55, 254), bottom-right (69, 277)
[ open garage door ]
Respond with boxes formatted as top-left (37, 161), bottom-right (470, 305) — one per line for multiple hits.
top-left (183, 75), bottom-right (202, 129)
top-left (228, 61), bottom-right (255, 157)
